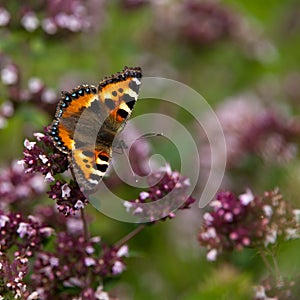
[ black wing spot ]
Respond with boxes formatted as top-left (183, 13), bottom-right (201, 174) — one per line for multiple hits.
top-left (117, 109), bottom-right (128, 119)
top-left (122, 94), bottom-right (136, 110)
top-left (98, 153), bottom-right (109, 162)
top-left (129, 80), bottom-right (139, 93)
top-left (82, 150), bottom-right (94, 157)
top-left (90, 174), bottom-right (101, 181)
top-left (90, 100), bottom-right (101, 115)
top-left (105, 98), bottom-right (116, 110)
top-left (75, 140), bottom-right (88, 148)
top-left (96, 164), bottom-right (108, 172)
top-left (112, 91), bottom-right (117, 97)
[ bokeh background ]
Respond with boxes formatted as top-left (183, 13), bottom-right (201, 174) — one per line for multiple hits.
top-left (1, 0), bottom-right (300, 299)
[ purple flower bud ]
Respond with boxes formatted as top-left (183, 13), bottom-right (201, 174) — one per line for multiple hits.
top-left (21, 11), bottom-right (39, 32)
top-left (0, 7), bottom-right (10, 26)
top-left (112, 261), bottom-right (125, 275)
top-left (1, 64), bottom-right (18, 85)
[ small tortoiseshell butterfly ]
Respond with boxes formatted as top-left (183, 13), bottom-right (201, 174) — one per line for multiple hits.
top-left (49, 66), bottom-right (142, 191)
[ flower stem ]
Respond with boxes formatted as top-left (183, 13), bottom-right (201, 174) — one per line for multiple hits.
top-left (270, 248), bottom-right (281, 282)
top-left (114, 224), bottom-right (146, 248)
top-left (259, 249), bottom-right (274, 275)
top-left (81, 208), bottom-right (89, 241)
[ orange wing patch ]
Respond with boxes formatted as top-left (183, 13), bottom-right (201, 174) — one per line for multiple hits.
top-left (56, 123), bottom-right (74, 151)
top-left (50, 85), bottom-right (98, 153)
top-left (99, 72), bottom-right (142, 125)
top-left (71, 147), bottom-right (112, 190)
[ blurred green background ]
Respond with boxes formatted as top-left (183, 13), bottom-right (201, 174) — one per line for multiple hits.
top-left (1, 0), bottom-right (300, 299)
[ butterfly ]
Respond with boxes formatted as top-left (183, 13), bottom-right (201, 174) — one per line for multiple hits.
top-left (49, 66), bottom-right (142, 191)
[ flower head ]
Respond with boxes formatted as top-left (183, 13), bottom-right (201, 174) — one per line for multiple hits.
top-left (47, 180), bottom-right (88, 216)
top-left (22, 129), bottom-right (68, 177)
top-left (0, 210), bottom-right (54, 298)
top-left (200, 94), bottom-right (300, 170)
top-left (180, 0), bottom-right (236, 45)
top-left (0, 160), bottom-right (45, 209)
top-left (0, 1), bottom-right (101, 36)
top-left (124, 165), bottom-right (195, 222)
top-left (254, 276), bottom-right (300, 300)
top-left (31, 233), bottom-right (127, 299)
top-left (199, 189), bottom-right (300, 261)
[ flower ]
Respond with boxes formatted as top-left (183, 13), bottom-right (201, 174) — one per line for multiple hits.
top-left (254, 275), bottom-right (300, 300)
top-left (31, 233), bottom-right (128, 299)
top-left (0, 7), bottom-right (10, 26)
top-left (21, 129), bottom-right (68, 177)
top-left (21, 11), bottom-right (39, 32)
top-left (21, 127), bottom-right (89, 217)
top-left (47, 180), bottom-right (88, 216)
top-left (1, 63), bottom-right (19, 85)
top-left (200, 94), bottom-right (300, 169)
top-left (152, 0), bottom-right (236, 46)
top-left (0, 211), bottom-right (54, 298)
top-left (0, 211), bottom-right (53, 254)
top-left (18, 125), bottom-right (91, 218)
top-left (0, 1), bottom-right (102, 36)
top-left (0, 54), bottom-right (60, 121)
top-left (0, 160), bottom-right (45, 210)
top-left (121, 0), bottom-right (149, 10)
top-left (180, 0), bottom-right (236, 45)
top-left (199, 189), bottom-right (300, 261)
top-left (124, 164), bottom-right (195, 222)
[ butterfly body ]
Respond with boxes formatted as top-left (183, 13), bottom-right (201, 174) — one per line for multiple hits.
top-left (50, 66), bottom-right (142, 191)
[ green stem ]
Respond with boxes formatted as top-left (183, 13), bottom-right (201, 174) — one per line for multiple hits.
top-left (270, 248), bottom-right (281, 282)
top-left (114, 224), bottom-right (146, 248)
top-left (81, 208), bottom-right (89, 241)
top-left (259, 248), bottom-right (274, 275)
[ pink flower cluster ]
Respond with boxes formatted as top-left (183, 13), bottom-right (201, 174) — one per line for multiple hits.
top-left (199, 189), bottom-right (300, 261)
top-left (0, 211), bottom-right (53, 298)
top-left (0, 0), bottom-right (98, 36)
top-left (0, 54), bottom-right (58, 127)
top-left (31, 233), bottom-right (128, 299)
top-left (124, 165), bottom-right (195, 222)
top-left (0, 160), bottom-right (45, 209)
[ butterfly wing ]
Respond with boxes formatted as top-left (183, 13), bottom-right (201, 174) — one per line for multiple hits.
top-left (50, 85), bottom-right (100, 154)
top-left (71, 146), bottom-right (112, 191)
top-left (50, 67), bottom-right (142, 191)
top-left (97, 66), bottom-right (142, 133)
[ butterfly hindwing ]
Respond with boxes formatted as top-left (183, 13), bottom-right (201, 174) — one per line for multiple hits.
top-left (71, 146), bottom-right (112, 190)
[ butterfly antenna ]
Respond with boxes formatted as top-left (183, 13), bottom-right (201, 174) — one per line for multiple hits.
top-left (137, 132), bottom-right (164, 139)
